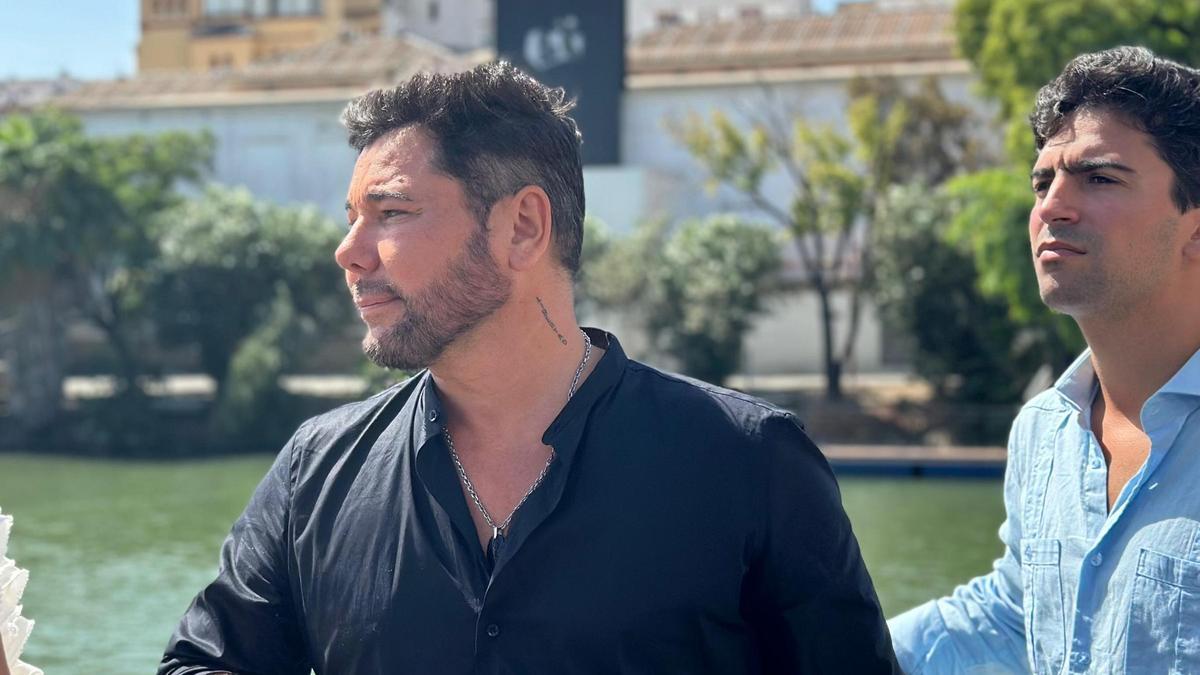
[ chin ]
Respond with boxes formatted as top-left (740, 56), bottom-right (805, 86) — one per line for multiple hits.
top-left (1040, 289), bottom-right (1100, 319)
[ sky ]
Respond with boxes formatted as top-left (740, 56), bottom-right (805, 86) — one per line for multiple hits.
top-left (0, 1), bottom-right (141, 80)
top-left (0, 0), bottom-right (841, 81)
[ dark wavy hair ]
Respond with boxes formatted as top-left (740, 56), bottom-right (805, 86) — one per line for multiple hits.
top-left (1030, 46), bottom-right (1200, 212)
top-left (341, 62), bottom-right (585, 273)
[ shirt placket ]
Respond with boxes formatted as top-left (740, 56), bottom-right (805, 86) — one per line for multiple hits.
top-left (1067, 396), bottom-right (1185, 673)
top-left (1067, 429), bottom-right (1109, 673)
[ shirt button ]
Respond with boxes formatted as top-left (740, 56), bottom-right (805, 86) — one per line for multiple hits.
top-left (1090, 553), bottom-right (1103, 567)
top-left (486, 623), bottom-right (500, 638)
top-left (427, 410), bottom-right (439, 422)
top-left (1090, 456), bottom-right (1102, 469)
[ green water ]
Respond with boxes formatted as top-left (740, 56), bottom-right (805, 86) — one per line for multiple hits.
top-left (0, 454), bottom-right (1005, 674)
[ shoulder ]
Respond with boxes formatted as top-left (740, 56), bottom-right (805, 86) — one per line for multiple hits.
top-left (619, 360), bottom-right (811, 445)
top-left (289, 372), bottom-right (425, 457)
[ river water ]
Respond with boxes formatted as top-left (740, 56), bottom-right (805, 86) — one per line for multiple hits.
top-left (0, 453), bottom-right (1005, 673)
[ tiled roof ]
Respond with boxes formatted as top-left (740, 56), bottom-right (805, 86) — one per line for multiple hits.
top-left (0, 76), bottom-right (83, 113)
top-left (52, 33), bottom-right (481, 110)
top-left (629, 3), bottom-right (957, 75)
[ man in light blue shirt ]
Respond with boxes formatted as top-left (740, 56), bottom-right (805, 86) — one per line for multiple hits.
top-left (890, 46), bottom-right (1200, 674)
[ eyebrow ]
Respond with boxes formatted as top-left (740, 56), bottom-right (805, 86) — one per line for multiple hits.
top-left (345, 190), bottom-right (415, 212)
top-left (1030, 159), bottom-right (1138, 181)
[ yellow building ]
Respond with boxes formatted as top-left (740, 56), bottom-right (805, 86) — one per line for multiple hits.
top-left (138, 0), bottom-right (384, 72)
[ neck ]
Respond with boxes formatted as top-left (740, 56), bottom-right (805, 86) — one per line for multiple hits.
top-left (429, 290), bottom-right (594, 442)
top-left (1078, 295), bottom-right (1200, 423)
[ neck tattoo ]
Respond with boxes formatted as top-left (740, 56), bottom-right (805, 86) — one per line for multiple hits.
top-left (443, 328), bottom-right (592, 568)
top-left (536, 296), bottom-right (568, 345)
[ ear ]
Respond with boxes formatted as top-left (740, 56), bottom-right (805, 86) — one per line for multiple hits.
top-left (505, 185), bottom-right (554, 271)
top-left (1184, 208), bottom-right (1200, 263)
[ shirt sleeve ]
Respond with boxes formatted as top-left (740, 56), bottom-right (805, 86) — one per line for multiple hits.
top-left (887, 416), bottom-right (1030, 675)
top-left (158, 430), bottom-right (311, 675)
top-left (744, 413), bottom-right (900, 674)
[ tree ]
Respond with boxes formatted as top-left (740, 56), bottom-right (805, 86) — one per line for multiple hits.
top-left (872, 182), bottom-right (1041, 405)
top-left (956, 0), bottom-right (1200, 155)
top-left (0, 111), bottom-right (210, 435)
top-left (579, 216), bottom-right (781, 385)
top-left (649, 216), bottom-right (781, 383)
top-left (846, 75), bottom-right (992, 185)
top-left (675, 77), bottom-right (982, 397)
top-left (148, 186), bottom-right (350, 441)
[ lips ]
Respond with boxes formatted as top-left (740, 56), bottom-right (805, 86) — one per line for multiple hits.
top-left (1037, 240), bottom-right (1086, 259)
top-left (354, 295), bottom-right (399, 309)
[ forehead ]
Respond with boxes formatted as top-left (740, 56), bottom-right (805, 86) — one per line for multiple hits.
top-left (1035, 108), bottom-right (1158, 167)
top-left (347, 126), bottom-right (439, 195)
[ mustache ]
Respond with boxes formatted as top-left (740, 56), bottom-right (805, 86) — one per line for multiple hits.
top-left (353, 280), bottom-right (401, 300)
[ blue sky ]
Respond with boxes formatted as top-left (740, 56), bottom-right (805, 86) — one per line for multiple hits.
top-left (1, 1), bottom-right (141, 80)
top-left (1, 1), bottom-right (841, 81)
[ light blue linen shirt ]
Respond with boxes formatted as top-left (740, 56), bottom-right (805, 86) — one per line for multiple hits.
top-left (889, 346), bottom-right (1200, 674)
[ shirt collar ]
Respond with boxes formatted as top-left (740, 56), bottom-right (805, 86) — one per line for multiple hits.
top-left (1053, 349), bottom-right (1098, 412)
top-left (1156, 344), bottom-right (1200, 398)
top-left (542, 327), bottom-right (624, 445)
top-left (409, 327), bottom-right (627, 455)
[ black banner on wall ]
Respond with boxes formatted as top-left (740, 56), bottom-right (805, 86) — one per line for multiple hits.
top-left (496, 0), bottom-right (626, 165)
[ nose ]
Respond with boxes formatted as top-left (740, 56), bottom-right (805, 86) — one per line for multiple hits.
top-left (335, 218), bottom-right (379, 275)
top-left (1033, 175), bottom-right (1080, 227)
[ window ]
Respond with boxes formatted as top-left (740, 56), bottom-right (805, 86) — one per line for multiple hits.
top-left (276, 0), bottom-right (320, 16)
top-left (204, 0), bottom-right (243, 16)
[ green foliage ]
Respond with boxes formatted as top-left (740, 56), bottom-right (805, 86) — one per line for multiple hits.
top-left (873, 183), bottom-right (1039, 404)
top-left (0, 111), bottom-right (357, 455)
top-left (650, 216), bottom-right (782, 383)
top-left (0, 113), bottom-right (117, 282)
top-left (210, 286), bottom-right (293, 445)
top-left (583, 216), bottom-right (781, 385)
top-left (674, 77), bottom-right (985, 396)
top-left (955, 0), bottom-right (1200, 156)
top-left (0, 110), bottom-right (212, 405)
top-left (847, 75), bottom-right (992, 185)
top-left (0, 111), bottom-right (211, 293)
top-left (576, 216), bottom-right (671, 310)
top-left (573, 216), bottom-right (618, 316)
top-left (150, 185), bottom-right (349, 390)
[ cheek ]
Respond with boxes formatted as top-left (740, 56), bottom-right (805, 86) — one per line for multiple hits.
top-left (1028, 209), bottom-right (1043, 248)
top-left (377, 240), bottom-right (405, 269)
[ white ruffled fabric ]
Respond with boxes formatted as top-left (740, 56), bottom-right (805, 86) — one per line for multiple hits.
top-left (0, 508), bottom-right (41, 675)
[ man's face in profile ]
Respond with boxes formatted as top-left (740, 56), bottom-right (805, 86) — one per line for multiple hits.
top-left (336, 126), bottom-right (511, 369)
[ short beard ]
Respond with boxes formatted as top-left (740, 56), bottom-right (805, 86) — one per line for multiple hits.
top-left (363, 225), bottom-right (511, 370)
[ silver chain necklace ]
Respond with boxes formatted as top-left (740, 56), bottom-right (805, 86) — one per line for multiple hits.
top-left (443, 329), bottom-right (592, 557)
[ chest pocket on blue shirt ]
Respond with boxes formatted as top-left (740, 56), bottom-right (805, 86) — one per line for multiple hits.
top-left (1022, 538), bottom-right (1066, 675)
top-left (1125, 548), bottom-right (1200, 674)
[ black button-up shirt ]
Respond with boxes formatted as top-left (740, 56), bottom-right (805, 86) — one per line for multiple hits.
top-left (161, 330), bottom-right (898, 674)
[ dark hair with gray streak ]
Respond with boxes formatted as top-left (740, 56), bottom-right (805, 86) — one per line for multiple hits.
top-left (1031, 46), bottom-right (1200, 212)
top-left (341, 61), bottom-right (585, 274)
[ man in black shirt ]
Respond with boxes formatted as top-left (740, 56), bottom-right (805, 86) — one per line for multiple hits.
top-left (160, 62), bottom-right (898, 674)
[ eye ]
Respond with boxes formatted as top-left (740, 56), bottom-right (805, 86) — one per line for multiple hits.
top-left (382, 209), bottom-right (410, 219)
top-left (1087, 174), bottom-right (1118, 185)
top-left (1031, 180), bottom-right (1050, 196)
